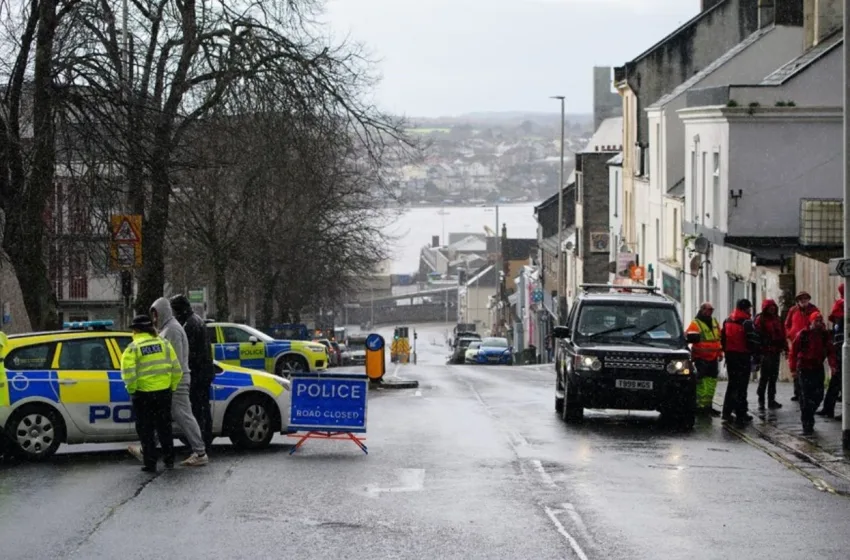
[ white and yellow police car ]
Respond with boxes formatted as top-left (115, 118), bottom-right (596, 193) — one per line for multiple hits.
top-left (0, 321), bottom-right (291, 461)
top-left (206, 322), bottom-right (328, 377)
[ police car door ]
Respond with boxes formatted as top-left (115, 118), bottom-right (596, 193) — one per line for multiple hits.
top-left (220, 326), bottom-right (266, 370)
top-left (54, 337), bottom-right (133, 436)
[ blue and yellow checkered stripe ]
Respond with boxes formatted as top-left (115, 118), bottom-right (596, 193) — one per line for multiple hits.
top-left (212, 341), bottom-right (292, 372)
top-left (1, 369), bottom-right (278, 407)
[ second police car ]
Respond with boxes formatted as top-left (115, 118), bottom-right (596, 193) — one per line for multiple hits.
top-left (205, 322), bottom-right (328, 377)
top-left (0, 321), bottom-right (292, 461)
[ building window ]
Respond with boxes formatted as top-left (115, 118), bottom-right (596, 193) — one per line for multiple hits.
top-left (673, 207), bottom-right (680, 261)
top-left (712, 152), bottom-right (721, 229)
top-left (655, 218), bottom-right (660, 261)
top-left (614, 170), bottom-right (619, 217)
top-left (690, 151), bottom-right (697, 222)
top-left (799, 199), bottom-right (843, 246)
top-left (701, 152), bottom-right (707, 225)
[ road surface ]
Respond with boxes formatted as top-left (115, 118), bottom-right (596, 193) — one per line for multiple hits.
top-left (2, 322), bottom-right (849, 559)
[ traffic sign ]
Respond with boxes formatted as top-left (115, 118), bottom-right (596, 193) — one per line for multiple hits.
top-left (829, 258), bottom-right (850, 277)
top-left (110, 214), bottom-right (142, 270)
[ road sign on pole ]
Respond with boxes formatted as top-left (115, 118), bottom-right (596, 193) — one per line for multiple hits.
top-left (110, 214), bottom-right (143, 270)
top-left (828, 258), bottom-right (850, 277)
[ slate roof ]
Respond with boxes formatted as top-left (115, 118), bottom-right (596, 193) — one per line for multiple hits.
top-left (760, 31), bottom-right (842, 85)
top-left (648, 25), bottom-right (776, 109)
top-left (579, 117), bottom-right (623, 154)
top-left (607, 153), bottom-right (623, 166)
top-left (666, 177), bottom-right (685, 197)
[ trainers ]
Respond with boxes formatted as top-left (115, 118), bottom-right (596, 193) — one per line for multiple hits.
top-left (181, 453), bottom-right (209, 467)
top-left (768, 401), bottom-right (783, 410)
top-left (141, 465), bottom-right (157, 473)
top-left (128, 445), bottom-right (144, 463)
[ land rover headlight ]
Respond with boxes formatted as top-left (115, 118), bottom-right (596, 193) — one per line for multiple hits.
top-left (308, 345), bottom-right (326, 353)
top-left (575, 355), bottom-right (602, 372)
top-left (666, 360), bottom-right (691, 374)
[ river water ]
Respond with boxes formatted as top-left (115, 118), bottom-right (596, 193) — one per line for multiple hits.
top-left (382, 203), bottom-right (540, 274)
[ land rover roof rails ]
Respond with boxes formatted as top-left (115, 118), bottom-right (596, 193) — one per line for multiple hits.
top-left (578, 283), bottom-right (662, 295)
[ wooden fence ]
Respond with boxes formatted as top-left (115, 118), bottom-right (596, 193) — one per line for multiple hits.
top-left (794, 253), bottom-right (842, 311)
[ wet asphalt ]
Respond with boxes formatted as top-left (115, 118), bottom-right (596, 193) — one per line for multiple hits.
top-left (2, 322), bottom-right (849, 560)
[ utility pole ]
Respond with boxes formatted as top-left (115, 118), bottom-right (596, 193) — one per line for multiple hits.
top-left (495, 204), bottom-right (502, 335)
top-left (551, 95), bottom-right (566, 324)
top-left (842, 1), bottom-right (850, 450)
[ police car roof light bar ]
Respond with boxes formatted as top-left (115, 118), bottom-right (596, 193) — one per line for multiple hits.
top-left (63, 320), bottom-right (115, 330)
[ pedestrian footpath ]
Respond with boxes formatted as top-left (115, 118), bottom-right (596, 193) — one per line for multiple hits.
top-left (714, 379), bottom-right (850, 482)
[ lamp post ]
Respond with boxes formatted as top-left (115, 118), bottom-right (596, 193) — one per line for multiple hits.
top-left (551, 95), bottom-right (566, 324)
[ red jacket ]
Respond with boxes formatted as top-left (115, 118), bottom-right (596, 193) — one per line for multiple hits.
top-left (789, 327), bottom-right (837, 372)
top-left (755, 299), bottom-right (787, 354)
top-left (785, 303), bottom-right (819, 342)
top-left (828, 283), bottom-right (844, 325)
top-left (722, 309), bottom-right (757, 354)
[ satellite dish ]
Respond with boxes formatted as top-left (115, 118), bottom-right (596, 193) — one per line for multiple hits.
top-left (693, 235), bottom-right (710, 255)
top-left (689, 255), bottom-right (702, 276)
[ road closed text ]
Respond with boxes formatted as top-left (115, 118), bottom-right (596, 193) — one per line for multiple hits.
top-left (294, 409), bottom-right (362, 420)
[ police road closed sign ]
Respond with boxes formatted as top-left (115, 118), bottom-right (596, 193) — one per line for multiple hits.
top-left (289, 372), bottom-right (368, 433)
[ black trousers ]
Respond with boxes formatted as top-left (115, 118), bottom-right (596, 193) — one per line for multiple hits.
top-left (723, 354), bottom-right (751, 419)
top-left (822, 361), bottom-right (842, 416)
top-left (133, 389), bottom-right (174, 468)
top-left (799, 367), bottom-right (825, 430)
top-left (190, 375), bottom-right (213, 449)
top-left (757, 352), bottom-right (781, 403)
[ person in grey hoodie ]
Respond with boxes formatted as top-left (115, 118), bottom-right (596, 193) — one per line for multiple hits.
top-left (127, 297), bottom-right (209, 467)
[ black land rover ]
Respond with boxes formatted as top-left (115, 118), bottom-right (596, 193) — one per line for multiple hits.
top-left (553, 284), bottom-right (697, 428)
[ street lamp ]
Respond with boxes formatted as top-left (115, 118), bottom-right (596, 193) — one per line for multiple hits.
top-left (551, 95), bottom-right (566, 324)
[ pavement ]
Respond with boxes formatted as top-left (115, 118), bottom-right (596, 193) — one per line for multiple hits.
top-left (2, 322), bottom-right (850, 559)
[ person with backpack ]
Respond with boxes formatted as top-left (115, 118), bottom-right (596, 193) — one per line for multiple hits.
top-left (754, 299), bottom-right (787, 410)
top-left (819, 284), bottom-right (844, 419)
top-left (721, 299), bottom-right (761, 426)
top-left (789, 312), bottom-right (837, 435)
top-left (785, 291), bottom-right (819, 401)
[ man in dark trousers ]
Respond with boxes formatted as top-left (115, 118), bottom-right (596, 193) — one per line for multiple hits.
top-left (819, 283), bottom-right (844, 419)
top-left (121, 315), bottom-right (183, 472)
top-left (790, 312), bottom-right (837, 435)
top-left (721, 299), bottom-right (760, 427)
top-left (754, 299), bottom-right (787, 410)
top-left (170, 294), bottom-right (215, 450)
top-left (785, 291), bottom-right (819, 401)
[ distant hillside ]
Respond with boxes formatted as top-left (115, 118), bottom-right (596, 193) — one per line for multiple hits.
top-left (412, 111), bottom-right (594, 132)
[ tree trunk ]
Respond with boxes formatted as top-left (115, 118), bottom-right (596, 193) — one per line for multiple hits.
top-left (4, 0), bottom-right (60, 330)
top-left (213, 256), bottom-right (229, 321)
top-left (259, 270), bottom-right (278, 329)
top-left (135, 148), bottom-right (171, 313)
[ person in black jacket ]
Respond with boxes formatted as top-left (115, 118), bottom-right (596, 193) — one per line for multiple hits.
top-left (170, 294), bottom-right (215, 450)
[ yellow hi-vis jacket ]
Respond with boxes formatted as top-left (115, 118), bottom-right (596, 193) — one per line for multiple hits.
top-left (121, 332), bottom-right (183, 394)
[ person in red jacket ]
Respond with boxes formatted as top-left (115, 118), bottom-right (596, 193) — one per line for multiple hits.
top-left (754, 299), bottom-right (787, 410)
top-left (721, 299), bottom-right (760, 426)
top-left (785, 291), bottom-right (819, 401)
top-left (790, 312), bottom-right (837, 435)
top-left (819, 283), bottom-right (845, 418)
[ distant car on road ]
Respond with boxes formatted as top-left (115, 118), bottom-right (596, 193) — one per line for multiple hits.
top-left (449, 337), bottom-right (480, 364)
top-left (553, 284), bottom-right (696, 429)
top-left (464, 341), bottom-right (482, 364)
top-left (471, 337), bottom-right (514, 365)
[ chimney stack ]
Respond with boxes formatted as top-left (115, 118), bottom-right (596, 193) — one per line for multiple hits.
top-left (758, 0), bottom-right (776, 28)
top-left (804, 0), bottom-right (842, 48)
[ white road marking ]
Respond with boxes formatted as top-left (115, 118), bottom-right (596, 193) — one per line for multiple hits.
top-left (544, 506), bottom-right (590, 560)
top-left (414, 390), bottom-right (422, 397)
top-left (362, 469), bottom-right (426, 497)
top-left (464, 380), bottom-right (529, 448)
top-left (390, 364), bottom-right (401, 378)
top-left (530, 460), bottom-right (556, 487)
top-left (563, 503), bottom-right (596, 548)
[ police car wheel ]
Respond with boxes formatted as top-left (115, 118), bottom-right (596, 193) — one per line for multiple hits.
top-left (275, 355), bottom-right (308, 379)
top-left (6, 404), bottom-right (64, 461)
top-left (227, 396), bottom-right (276, 450)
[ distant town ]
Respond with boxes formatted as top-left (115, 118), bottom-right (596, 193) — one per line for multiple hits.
top-left (389, 112), bottom-right (594, 206)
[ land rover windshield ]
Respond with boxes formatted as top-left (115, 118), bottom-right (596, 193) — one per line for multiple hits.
top-left (574, 302), bottom-right (684, 348)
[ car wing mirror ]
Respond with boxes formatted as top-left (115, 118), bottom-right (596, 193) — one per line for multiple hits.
top-left (553, 326), bottom-right (571, 339)
top-left (686, 332), bottom-right (701, 344)
top-left (248, 336), bottom-right (259, 345)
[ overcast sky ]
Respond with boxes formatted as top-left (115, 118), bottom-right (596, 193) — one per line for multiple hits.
top-left (324, 0), bottom-right (703, 117)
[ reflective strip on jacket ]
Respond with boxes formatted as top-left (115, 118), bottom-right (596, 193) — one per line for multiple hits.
top-left (121, 332), bottom-right (183, 394)
top-left (687, 317), bottom-right (723, 361)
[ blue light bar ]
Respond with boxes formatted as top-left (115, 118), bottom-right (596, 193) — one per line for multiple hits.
top-left (63, 320), bottom-right (115, 330)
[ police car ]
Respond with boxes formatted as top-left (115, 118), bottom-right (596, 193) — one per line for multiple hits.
top-left (0, 321), bottom-right (292, 461)
top-left (206, 322), bottom-right (328, 377)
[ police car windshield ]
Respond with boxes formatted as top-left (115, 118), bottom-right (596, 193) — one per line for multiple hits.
top-left (575, 303), bottom-right (683, 347)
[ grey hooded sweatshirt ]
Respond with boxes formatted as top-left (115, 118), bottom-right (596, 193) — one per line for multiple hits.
top-left (151, 297), bottom-right (191, 377)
